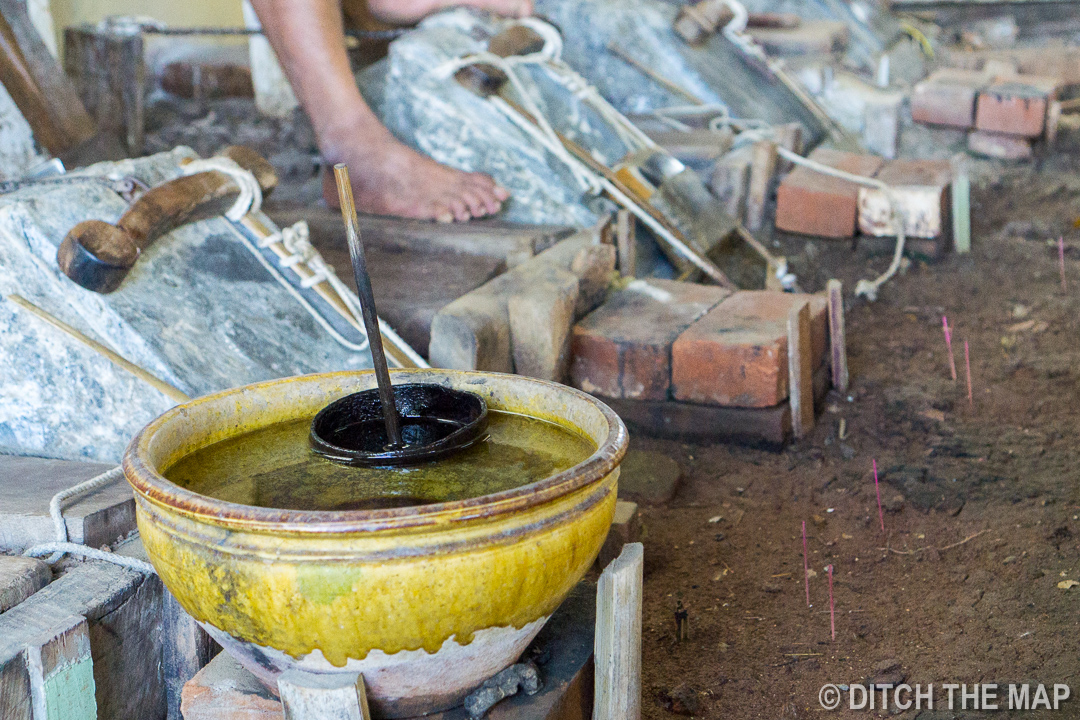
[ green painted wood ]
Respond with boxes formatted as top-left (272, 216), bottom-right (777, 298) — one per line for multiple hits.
top-left (953, 171), bottom-right (971, 254)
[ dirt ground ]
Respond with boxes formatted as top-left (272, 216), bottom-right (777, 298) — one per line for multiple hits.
top-left (635, 162), bottom-right (1080, 720)
top-left (143, 93), bottom-right (1080, 720)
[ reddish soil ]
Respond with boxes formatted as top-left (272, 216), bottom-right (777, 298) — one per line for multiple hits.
top-left (635, 166), bottom-right (1080, 720)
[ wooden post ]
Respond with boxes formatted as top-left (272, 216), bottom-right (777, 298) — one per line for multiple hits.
top-left (63, 24), bottom-right (145, 155)
top-left (787, 301), bottom-right (814, 439)
top-left (593, 542), bottom-right (643, 720)
top-left (952, 170), bottom-right (971, 254)
top-left (746, 140), bottom-right (779, 232)
top-left (826, 279), bottom-right (849, 393)
top-left (25, 615), bottom-right (97, 720)
top-left (163, 591), bottom-right (218, 720)
top-left (278, 671), bottom-right (371, 720)
top-left (616, 209), bottom-right (636, 277)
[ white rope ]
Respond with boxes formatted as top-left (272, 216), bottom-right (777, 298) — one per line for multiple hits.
top-left (22, 465), bottom-right (157, 575)
top-left (25, 543), bottom-right (157, 575)
top-left (182, 157), bottom-right (263, 221)
top-left (764, 140), bottom-right (907, 301)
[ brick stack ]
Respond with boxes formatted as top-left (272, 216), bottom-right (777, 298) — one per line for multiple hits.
top-left (911, 66), bottom-right (1061, 160)
top-left (774, 149), bottom-right (954, 257)
top-left (570, 280), bottom-right (831, 443)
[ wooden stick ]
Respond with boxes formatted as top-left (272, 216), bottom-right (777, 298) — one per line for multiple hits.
top-left (964, 340), bottom-right (973, 408)
top-left (942, 315), bottom-right (957, 381)
top-left (802, 520), bottom-right (810, 607)
top-left (608, 42), bottom-right (704, 106)
top-left (7, 294), bottom-right (190, 403)
top-left (615, 208), bottom-right (637, 277)
top-left (829, 565), bottom-right (838, 639)
top-left (826, 279), bottom-right (848, 393)
top-left (278, 671), bottom-right (371, 720)
top-left (873, 459), bottom-right (885, 533)
top-left (1060, 236), bottom-right (1067, 292)
top-left (594, 542), bottom-right (643, 720)
top-left (787, 301), bottom-right (814, 439)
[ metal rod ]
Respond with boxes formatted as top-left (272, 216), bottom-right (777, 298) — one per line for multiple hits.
top-left (6, 294), bottom-right (190, 403)
top-left (332, 164), bottom-right (402, 449)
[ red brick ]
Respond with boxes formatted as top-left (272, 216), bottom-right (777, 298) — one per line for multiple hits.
top-left (911, 68), bottom-right (988, 129)
top-left (775, 148), bottom-right (885, 238)
top-left (967, 129), bottom-right (1032, 160)
top-left (975, 76), bottom-right (1059, 138)
top-left (570, 279), bottom-right (729, 401)
top-left (671, 291), bottom-right (827, 408)
top-left (858, 159), bottom-right (952, 239)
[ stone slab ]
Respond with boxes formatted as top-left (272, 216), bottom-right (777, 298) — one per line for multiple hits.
top-left (0, 455), bottom-right (134, 554)
top-left (617, 449), bottom-right (681, 506)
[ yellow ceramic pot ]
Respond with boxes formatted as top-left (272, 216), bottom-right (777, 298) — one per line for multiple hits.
top-left (123, 369), bottom-right (626, 718)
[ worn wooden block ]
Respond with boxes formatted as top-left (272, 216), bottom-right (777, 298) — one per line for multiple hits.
top-left (674, 0), bottom-right (733, 44)
top-left (0, 645), bottom-right (32, 720)
top-left (430, 233), bottom-right (614, 372)
top-left (976, 76), bottom-right (1059, 138)
top-left (745, 140), bottom-right (779, 231)
top-left (596, 501), bottom-right (641, 570)
top-left (278, 671), bottom-right (370, 720)
top-left (0, 555), bottom-right (50, 613)
top-left (967, 129), bottom-right (1032, 160)
top-left (0, 559), bottom-right (161, 720)
top-left (570, 280), bottom-right (729, 401)
top-left (0, 456), bottom-right (135, 553)
top-left (858, 159), bottom-right (953, 240)
top-left (708, 145), bottom-right (753, 222)
top-left (670, 291), bottom-right (827, 408)
top-left (594, 543), bottom-right (642, 720)
top-left (508, 266), bottom-right (579, 382)
top-left (642, 128), bottom-right (733, 164)
top-left (181, 653), bottom-right (283, 720)
top-left (164, 591), bottom-right (219, 720)
top-left (787, 301), bottom-right (814, 439)
top-left (24, 614), bottom-right (97, 720)
top-left (64, 24), bottom-right (145, 155)
top-left (911, 68), bottom-right (988, 129)
top-left (827, 279), bottom-right (848, 393)
top-left (615, 209), bottom-right (636, 277)
top-left (775, 148), bottom-right (884, 239)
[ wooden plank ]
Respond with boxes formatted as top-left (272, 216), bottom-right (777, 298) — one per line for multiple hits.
top-left (952, 171), bottom-right (971, 254)
top-left (0, 0), bottom-right (94, 155)
top-left (63, 25), bottom-right (145, 156)
top-left (593, 543), bottom-right (642, 720)
top-left (508, 265), bottom-right (579, 382)
top-left (163, 591), bottom-right (218, 720)
top-left (0, 555), bottom-right (50, 613)
top-left (826, 280), bottom-right (849, 393)
top-left (787, 301), bottom-right (815, 439)
top-left (278, 671), bottom-right (370, 720)
top-left (0, 645), bottom-right (32, 720)
top-left (26, 615), bottom-right (97, 720)
top-left (745, 140), bottom-right (779, 231)
top-left (615, 209), bottom-right (636, 277)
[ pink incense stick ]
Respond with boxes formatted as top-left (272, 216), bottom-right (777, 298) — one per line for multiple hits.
top-left (942, 316), bottom-right (957, 381)
top-left (802, 520), bottom-right (810, 607)
top-left (827, 564), bottom-right (835, 640)
top-left (1060, 236), bottom-right (1067, 292)
top-left (964, 340), bottom-right (973, 408)
top-left (873, 459), bottom-right (885, 533)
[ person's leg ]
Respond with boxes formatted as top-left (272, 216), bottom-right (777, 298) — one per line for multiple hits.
top-left (251, 0), bottom-right (511, 221)
top-left (365, 0), bottom-right (532, 25)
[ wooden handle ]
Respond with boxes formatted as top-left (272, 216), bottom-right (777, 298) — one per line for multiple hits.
top-left (57, 146), bottom-right (278, 293)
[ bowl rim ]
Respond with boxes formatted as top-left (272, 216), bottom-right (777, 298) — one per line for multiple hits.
top-left (123, 369), bottom-right (628, 534)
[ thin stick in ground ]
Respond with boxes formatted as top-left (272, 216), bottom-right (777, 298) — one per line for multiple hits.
top-left (1060, 236), bottom-right (1067, 292)
top-left (802, 520), bottom-right (810, 607)
top-left (942, 315), bottom-right (957, 381)
top-left (964, 340), bottom-right (973, 408)
top-left (873, 459), bottom-right (885, 533)
top-left (827, 565), bottom-right (835, 641)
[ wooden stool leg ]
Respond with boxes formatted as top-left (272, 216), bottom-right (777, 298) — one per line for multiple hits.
top-left (278, 671), bottom-right (371, 720)
top-left (593, 542), bottom-right (643, 720)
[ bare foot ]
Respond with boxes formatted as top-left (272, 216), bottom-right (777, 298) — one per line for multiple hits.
top-left (366, 0), bottom-right (533, 25)
top-left (323, 139), bottom-right (510, 222)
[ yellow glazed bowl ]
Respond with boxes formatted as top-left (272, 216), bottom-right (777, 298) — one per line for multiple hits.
top-left (123, 369), bottom-right (627, 718)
